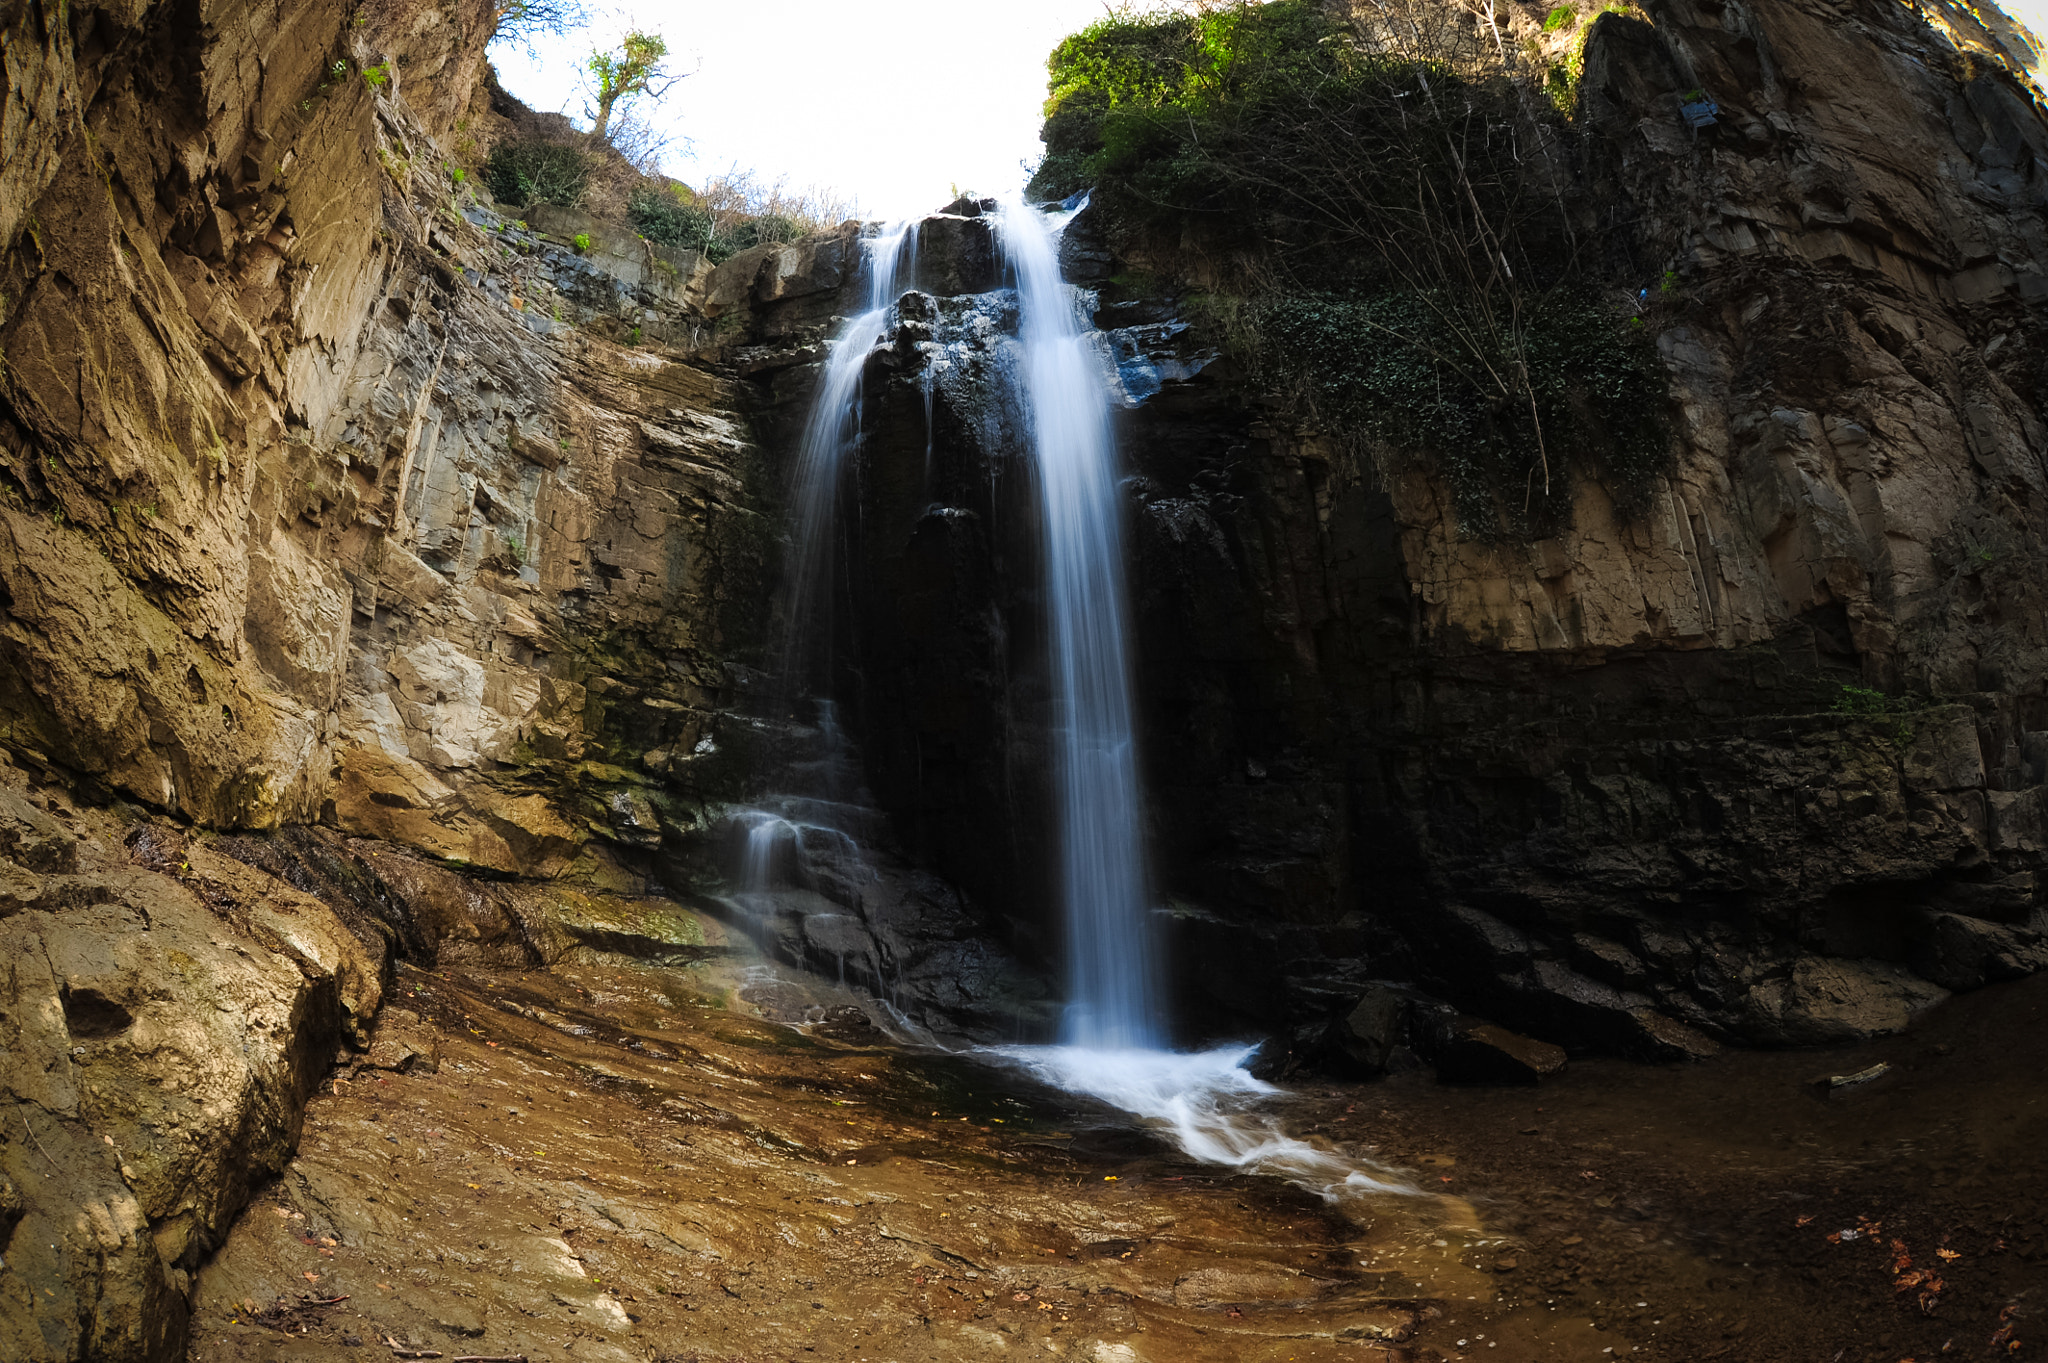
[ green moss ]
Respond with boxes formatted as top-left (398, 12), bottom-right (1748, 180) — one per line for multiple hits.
top-left (1829, 684), bottom-right (1923, 747)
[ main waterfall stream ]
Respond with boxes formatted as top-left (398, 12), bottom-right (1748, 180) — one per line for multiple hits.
top-left (1001, 196), bottom-right (1158, 1052)
top-left (982, 196), bottom-right (1428, 1207)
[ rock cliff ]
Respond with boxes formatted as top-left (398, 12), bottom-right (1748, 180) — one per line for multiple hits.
top-left (0, 0), bottom-right (1033, 1354)
top-left (824, 0), bottom-right (2048, 1058)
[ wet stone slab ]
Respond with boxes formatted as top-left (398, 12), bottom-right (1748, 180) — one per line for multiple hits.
top-left (187, 959), bottom-right (1477, 1363)
top-left (190, 958), bottom-right (2048, 1362)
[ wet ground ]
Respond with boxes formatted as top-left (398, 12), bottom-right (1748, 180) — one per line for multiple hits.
top-left (189, 945), bottom-right (2047, 1363)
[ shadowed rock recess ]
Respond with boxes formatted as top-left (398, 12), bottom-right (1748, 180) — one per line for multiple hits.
top-left (0, 0), bottom-right (2046, 1355)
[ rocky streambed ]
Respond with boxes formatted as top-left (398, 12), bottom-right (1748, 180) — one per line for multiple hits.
top-left (188, 944), bottom-right (2046, 1363)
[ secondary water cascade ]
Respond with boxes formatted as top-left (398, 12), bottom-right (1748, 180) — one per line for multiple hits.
top-left (779, 221), bottom-right (919, 700)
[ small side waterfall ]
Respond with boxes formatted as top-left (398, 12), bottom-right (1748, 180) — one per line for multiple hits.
top-left (779, 223), bottom-right (919, 699)
top-left (996, 199), bottom-right (1160, 1050)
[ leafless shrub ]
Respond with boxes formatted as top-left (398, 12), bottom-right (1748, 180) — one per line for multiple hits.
top-left (692, 167), bottom-right (862, 238)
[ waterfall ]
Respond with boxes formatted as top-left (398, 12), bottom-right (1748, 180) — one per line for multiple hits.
top-left (758, 197), bottom-right (1432, 1212)
top-left (779, 222), bottom-right (919, 701)
top-left (997, 197), bottom-right (1161, 1051)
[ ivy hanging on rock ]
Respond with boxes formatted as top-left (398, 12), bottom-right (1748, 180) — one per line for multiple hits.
top-left (1030, 0), bottom-right (1675, 540)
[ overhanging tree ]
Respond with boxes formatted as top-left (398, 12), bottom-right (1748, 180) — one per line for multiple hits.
top-left (488, 0), bottom-right (587, 55)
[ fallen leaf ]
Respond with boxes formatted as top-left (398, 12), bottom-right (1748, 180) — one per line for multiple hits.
top-left (302, 1271), bottom-right (320, 1283)
top-left (1796, 1215), bottom-right (1815, 1227)
top-left (1936, 1248), bottom-right (1960, 1262)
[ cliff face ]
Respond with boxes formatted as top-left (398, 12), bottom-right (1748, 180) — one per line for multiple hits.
top-left (0, 3), bottom-right (906, 1355)
top-left (831, 0), bottom-right (2048, 1056)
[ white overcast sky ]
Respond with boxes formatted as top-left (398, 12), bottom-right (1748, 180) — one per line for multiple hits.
top-left (488, 0), bottom-right (2048, 222)
top-left (489, 1), bottom-right (1120, 220)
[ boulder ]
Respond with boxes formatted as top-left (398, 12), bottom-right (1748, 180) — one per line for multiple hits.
top-left (1909, 909), bottom-right (2048, 992)
top-left (1325, 984), bottom-right (1409, 1074)
top-left (1744, 957), bottom-right (1951, 1045)
top-left (0, 814), bottom-right (375, 1363)
top-left (912, 214), bottom-right (1000, 295)
top-left (361, 1006), bottom-right (442, 1074)
top-left (345, 839), bottom-right (537, 968)
top-left (1434, 1023), bottom-right (1568, 1085)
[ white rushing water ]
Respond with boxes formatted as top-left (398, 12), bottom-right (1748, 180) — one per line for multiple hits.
top-left (993, 1043), bottom-right (1420, 1200)
top-left (997, 196), bottom-right (1160, 1051)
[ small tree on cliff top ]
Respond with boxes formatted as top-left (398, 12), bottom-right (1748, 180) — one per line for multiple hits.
top-left (584, 30), bottom-right (678, 144)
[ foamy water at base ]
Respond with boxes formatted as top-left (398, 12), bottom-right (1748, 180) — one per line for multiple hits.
top-left (990, 1044), bottom-right (1426, 1202)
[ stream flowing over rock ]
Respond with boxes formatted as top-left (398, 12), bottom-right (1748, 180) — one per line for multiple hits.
top-left (0, 0), bottom-right (2046, 1354)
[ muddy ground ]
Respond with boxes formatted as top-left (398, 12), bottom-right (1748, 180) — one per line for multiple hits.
top-left (187, 950), bottom-right (2046, 1363)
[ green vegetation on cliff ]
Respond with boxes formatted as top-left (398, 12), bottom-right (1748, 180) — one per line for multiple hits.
top-left (1031, 0), bottom-right (1671, 538)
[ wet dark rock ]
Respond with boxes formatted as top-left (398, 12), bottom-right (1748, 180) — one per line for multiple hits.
top-left (912, 214), bottom-right (1001, 295)
top-left (1337, 986), bottom-right (1410, 1072)
top-left (814, 1004), bottom-right (881, 1042)
top-left (1241, 1035), bottom-right (1293, 1081)
top-left (1908, 908), bottom-right (2048, 991)
top-left (1056, 198), bottom-right (1113, 283)
top-left (937, 195), bottom-right (999, 218)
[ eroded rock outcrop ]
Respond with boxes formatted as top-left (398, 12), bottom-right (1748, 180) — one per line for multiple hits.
top-left (0, 760), bottom-right (377, 1363)
top-left (0, 0), bottom-right (1038, 1349)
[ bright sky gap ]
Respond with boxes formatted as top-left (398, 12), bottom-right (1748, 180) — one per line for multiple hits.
top-left (488, 0), bottom-right (1122, 221)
